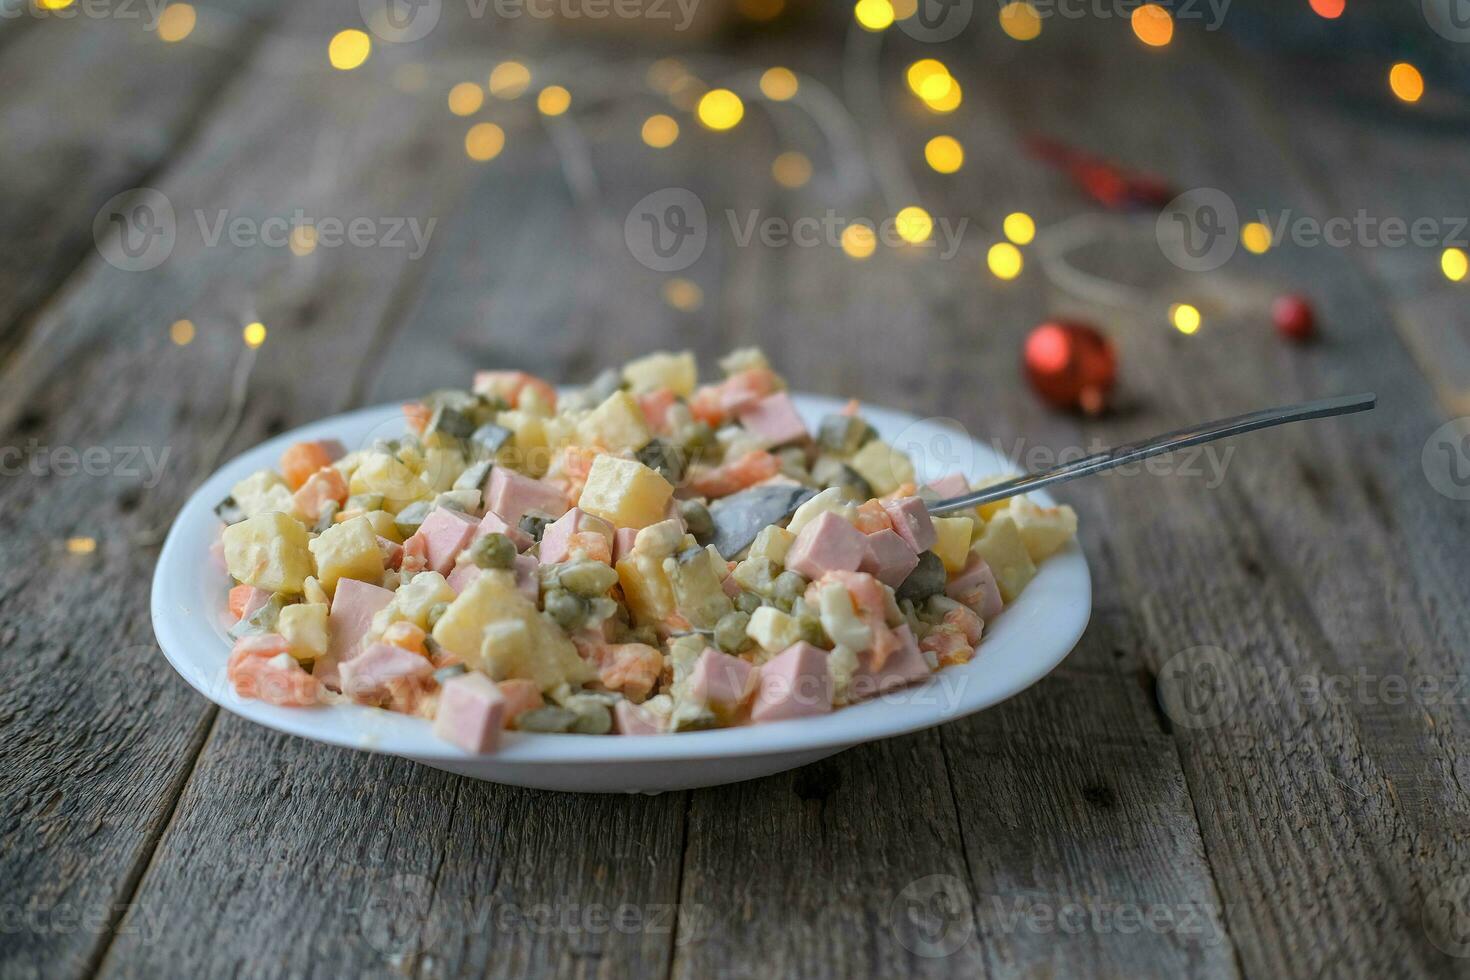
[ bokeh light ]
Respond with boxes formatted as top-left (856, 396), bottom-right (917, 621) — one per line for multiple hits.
top-left (987, 242), bottom-right (1023, 280)
top-left (1170, 302), bottom-right (1202, 334)
top-left (1443, 247), bottom-right (1468, 282)
top-left (760, 67), bottom-right (799, 101)
top-left (923, 78), bottom-right (962, 113)
top-left (243, 322), bottom-right (267, 348)
top-left (697, 89), bottom-right (745, 130)
top-left (465, 123), bottom-right (505, 161)
top-left (448, 82), bottom-right (484, 116)
top-left (663, 278), bottom-right (704, 311)
top-left (842, 224), bottom-right (877, 260)
top-left (1003, 212), bottom-right (1036, 245)
top-left (1131, 4), bottom-right (1174, 46)
top-left (642, 114), bottom-right (679, 148)
top-left (854, 0), bottom-right (895, 31)
top-left (489, 61), bottom-right (531, 99)
top-left (170, 319), bottom-right (195, 346)
top-left (998, 1), bottom-right (1042, 41)
top-left (289, 226), bottom-right (317, 256)
top-left (925, 135), bottom-right (964, 174)
top-left (1389, 63), bottom-right (1424, 103)
top-left (537, 85), bottom-right (571, 116)
top-left (772, 151), bottom-right (812, 188)
top-left (157, 4), bottom-right (196, 42)
top-left (1241, 222), bottom-right (1272, 254)
top-left (1309, 0), bottom-right (1344, 18)
top-left (895, 206), bottom-right (934, 244)
top-left (328, 30), bottom-right (371, 71)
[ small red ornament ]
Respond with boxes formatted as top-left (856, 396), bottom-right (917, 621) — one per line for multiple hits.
top-left (1272, 294), bottom-right (1316, 342)
top-left (1023, 320), bottom-right (1117, 415)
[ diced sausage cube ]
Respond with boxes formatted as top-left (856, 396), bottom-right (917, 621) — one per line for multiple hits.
top-left (474, 510), bottom-right (532, 552)
top-left (339, 641), bottom-right (433, 704)
top-left (859, 528), bottom-right (919, 588)
top-left (851, 624), bottom-right (932, 700)
top-left (881, 496), bottom-right (936, 553)
top-left (486, 467), bottom-right (569, 525)
top-left (688, 647), bottom-right (754, 718)
top-left (614, 700), bottom-right (663, 735)
top-left (946, 554), bottom-right (1003, 621)
top-left (318, 578), bottom-right (396, 690)
top-left (410, 507), bottom-right (478, 576)
top-left (540, 507), bottom-right (614, 564)
top-left (784, 511), bottom-right (871, 581)
top-left (925, 472), bottom-right (970, 499)
top-left (751, 641), bottom-right (832, 723)
top-left (433, 673), bottom-right (508, 753)
top-left (736, 392), bottom-right (808, 447)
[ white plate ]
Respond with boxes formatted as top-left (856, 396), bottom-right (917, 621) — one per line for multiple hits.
top-left (152, 395), bottom-right (1091, 792)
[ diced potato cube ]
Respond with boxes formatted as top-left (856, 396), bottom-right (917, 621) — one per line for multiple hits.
top-left (222, 511), bottom-right (313, 593)
top-left (497, 411), bottom-right (547, 475)
top-left (308, 515), bottom-right (383, 594)
top-left (361, 510), bottom-right (401, 542)
top-left (231, 471), bottom-right (298, 520)
top-left (746, 606), bottom-right (802, 653)
top-left (421, 447), bottom-right (467, 493)
top-left (718, 348), bottom-right (771, 376)
top-left (616, 552), bottom-right (675, 625)
top-left (623, 350), bottom-right (697, 397)
top-left (578, 455), bottom-right (673, 529)
top-left (303, 576), bottom-right (330, 606)
top-left (577, 391), bottom-right (653, 453)
top-left (432, 573), bottom-right (593, 690)
top-left (970, 512), bottom-right (1037, 603)
top-left (972, 475), bottom-right (1020, 520)
top-left (633, 518), bottom-right (686, 559)
top-left (278, 603), bottom-right (329, 661)
top-left (350, 452), bottom-right (429, 511)
top-left (847, 440), bottom-right (915, 497)
top-left (748, 525), bottom-right (795, 565)
top-left (1008, 495), bottom-right (1079, 562)
top-left (374, 571), bottom-right (455, 633)
top-left (931, 516), bottom-right (975, 574)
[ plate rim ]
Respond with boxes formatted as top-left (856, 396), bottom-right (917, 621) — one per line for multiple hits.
top-left (151, 394), bottom-right (1091, 766)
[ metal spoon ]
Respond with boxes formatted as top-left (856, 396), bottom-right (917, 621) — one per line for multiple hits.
top-left (928, 392), bottom-right (1377, 514)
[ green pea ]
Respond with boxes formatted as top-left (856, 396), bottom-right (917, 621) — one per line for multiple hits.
top-left (678, 499), bottom-right (715, 543)
top-left (559, 560), bottom-right (619, 597)
top-left (734, 590), bottom-right (763, 614)
top-left (771, 570), bottom-right (806, 606)
top-left (569, 702), bottom-right (613, 735)
top-left (516, 706), bottom-right (578, 733)
top-left (796, 614), bottom-right (826, 647)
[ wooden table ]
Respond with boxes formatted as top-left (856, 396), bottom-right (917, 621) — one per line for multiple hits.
top-left (5, 2), bottom-right (1469, 976)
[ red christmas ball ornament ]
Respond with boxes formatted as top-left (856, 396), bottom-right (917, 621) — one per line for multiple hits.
top-left (1272, 294), bottom-right (1316, 342)
top-left (1023, 320), bottom-right (1117, 415)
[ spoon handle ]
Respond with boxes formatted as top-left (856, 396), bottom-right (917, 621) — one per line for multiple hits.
top-left (928, 392), bottom-right (1378, 515)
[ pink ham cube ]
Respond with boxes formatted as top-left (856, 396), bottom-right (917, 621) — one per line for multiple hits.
top-left (925, 472), bottom-right (970, 499)
top-left (446, 561), bottom-right (480, 595)
top-left (409, 507), bottom-right (478, 576)
top-left (614, 700), bottom-right (662, 735)
top-left (495, 678), bottom-right (544, 726)
top-left (612, 527), bottom-right (639, 563)
top-left (859, 528), bottom-right (919, 588)
top-left (445, 552), bottom-right (538, 603)
top-left (946, 554), bottom-right (1003, 621)
top-left (378, 536), bottom-right (403, 571)
top-left (540, 508), bottom-right (614, 564)
top-left (486, 467), bottom-right (568, 524)
top-left (881, 496), bottom-right (936, 553)
top-left (736, 392), bottom-right (808, 447)
top-left (474, 510), bottom-right (532, 552)
top-left (851, 624), bottom-right (931, 700)
top-left (318, 578), bottom-right (395, 690)
top-left (751, 642), bottom-right (832, 723)
top-left (433, 673), bottom-right (508, 753)
top-left (785, 511), bottom-right (872, 580)
top-left (688, 648), bottom-right (754, 717)
top-left (339, 641), bottom-right (433, 703)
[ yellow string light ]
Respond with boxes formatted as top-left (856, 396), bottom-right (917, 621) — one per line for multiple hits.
top-left (448, 82), bottom-right (484, 116)
top-left (489, 61), bottom-right (531, 99)
top-left (924, 135), bottom-right (964, 174)
top-left (1443, 247), bottom-right (1468, 282)
top-left (987, 242), bottom-right (1023, 280)
top-left (157, 3), bottom-right (196, 42)
top-left (642, 114), bottom-right (679, 148)
top-left (243, 322), bottom-right (267, 348)
top-left (853, 0), bottom-right (895, 31)
top-left (38, 0), bottom-right (73, 9)
top-left (169, 319), bottom-right (195, 346)
top-left (465, 123), bottom-right (505, 161)
top-left (895, 206), bottom-right (933, 244)
top-left (998, 1), bottom-right (1042, 41)
top-left (841, 224), bottom-right (877, 260)
top-left (1003, 212), bottom-right (1036, 245)
top-left (772, 152), bottom-right (812, 189)
top-left (66, 536), bottom-right (97, 555)
top-left (1241, 222), bottom-right (1272, 254)
top-left (1389, 63), bottom-right (1424, 103)
top-left (1131, 4), bottom-right (1174, 46)
top-left (1170, 303), bottom-right (1202, 334)
top-left (537, 85), bottom-right (571, 116)
top-left (327, 30), bottom-right (371, 71)
top-left (759, 67), bottom-right (799, 101)
top-left (697, 89), bottom-right (744, 130)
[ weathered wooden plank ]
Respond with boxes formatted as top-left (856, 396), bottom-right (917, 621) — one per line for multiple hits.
top-left (0, 4), bottom-right (284, 356)
top-left (0, 16), bottom-right (476, 979)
